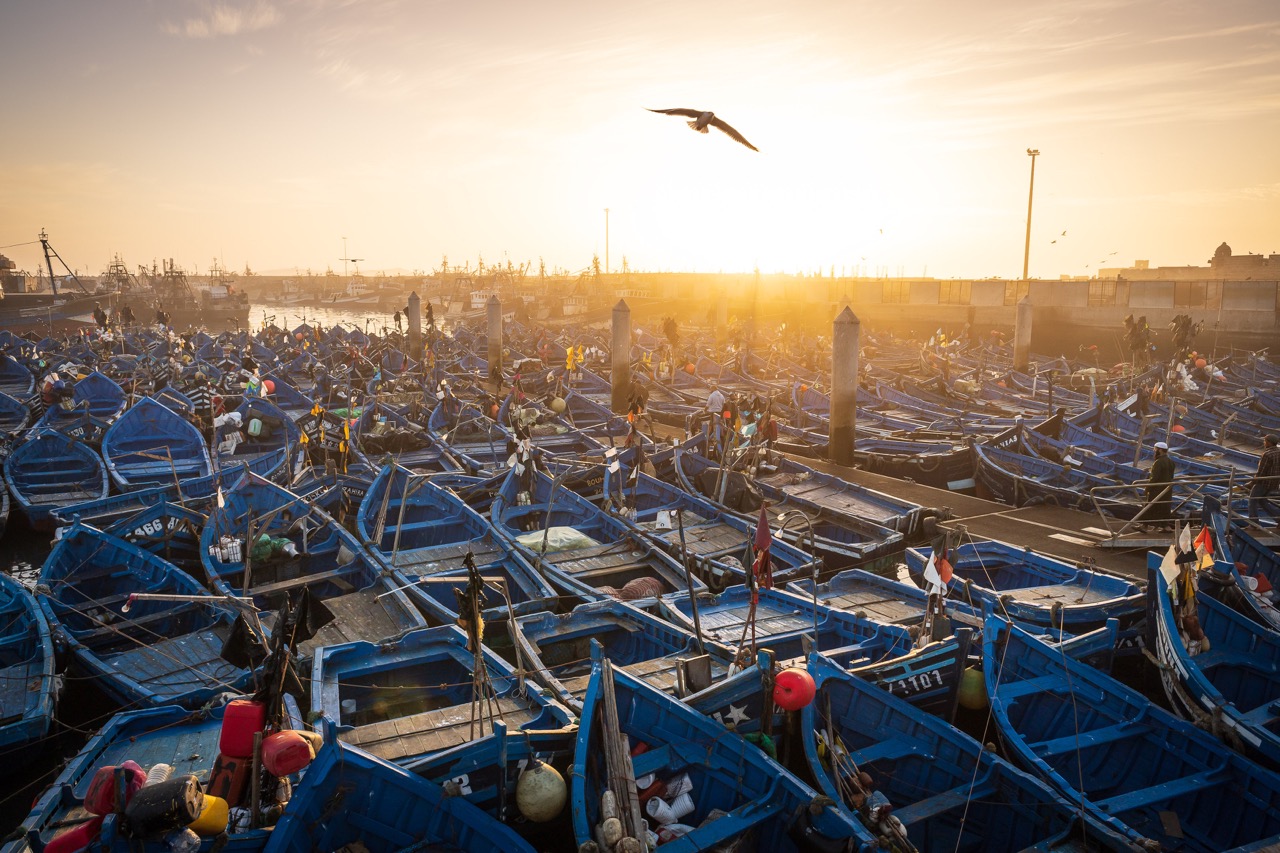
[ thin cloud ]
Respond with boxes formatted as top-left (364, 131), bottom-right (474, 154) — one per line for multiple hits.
top-left (162, 2), bottom-right (281, 39)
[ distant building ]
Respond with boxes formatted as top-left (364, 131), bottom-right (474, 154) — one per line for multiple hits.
top-left (1101, 243), bottom-right (1279, 281)
top-left (0, 253), bottom-right (30, 294)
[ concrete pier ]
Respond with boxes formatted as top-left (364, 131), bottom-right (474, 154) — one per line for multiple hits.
top-left (1014, 296), bottom-right (1032, 373)
top-left (487, 295), bottom-right (503, 389)
top-left (830, 306), bottom-right (860, 467)
top-left (612, 299), bottom-right (631, 414)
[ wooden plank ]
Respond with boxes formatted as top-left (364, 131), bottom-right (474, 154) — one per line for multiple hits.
top-left (341, 695), bottom-right (535, 762)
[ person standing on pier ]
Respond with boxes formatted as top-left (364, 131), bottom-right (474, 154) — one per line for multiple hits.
top-left (1147, 442), bottom-right (1176, 529)
top-left (1249, 435), bottom-right (1280, 525)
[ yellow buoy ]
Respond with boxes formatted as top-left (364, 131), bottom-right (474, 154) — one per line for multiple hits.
top-left (189, 794), bottom-right (229, 836)
top-left (515, 760), bottom-right (566, 823)
top-left (957, 666), bottom-right (988, 711)
top-left (549, 396), bottom-right (567, 414)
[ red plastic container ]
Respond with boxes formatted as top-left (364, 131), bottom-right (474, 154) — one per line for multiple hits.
top-left (83, 761), bottom-right (146, 816)
top-left (206, 753), bottom-right (251, 806)
top-left (219, 699), bottom-right (266, 759)
top-left (44, 816), bottom-right (103, 853)
top-left (261, 730), bottom-right (316, 777)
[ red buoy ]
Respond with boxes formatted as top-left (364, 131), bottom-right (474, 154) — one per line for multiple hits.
top-left (773, 667), bottom-right (816, 711)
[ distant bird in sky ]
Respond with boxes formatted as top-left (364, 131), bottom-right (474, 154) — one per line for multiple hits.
top-left (1109, 251), bottom-right (1117, 255)
top-left (1061, 230), bottom-right (1067, 236)
top-left (1050, 239), bottom-right (1057, 244)
top-left (647, 108), bottom-right (759, 152)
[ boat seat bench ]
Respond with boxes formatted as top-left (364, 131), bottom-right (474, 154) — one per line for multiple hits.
top-left (1032, 721), bottom-right (1141, 757)
top-left (1097, 769), bottom-right (1225, 814)
top-left (893, 780), bottom-right (996, 826)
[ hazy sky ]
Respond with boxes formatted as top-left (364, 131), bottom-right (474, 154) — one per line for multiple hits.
top-left (2, 0), bottom-right (1278, 279)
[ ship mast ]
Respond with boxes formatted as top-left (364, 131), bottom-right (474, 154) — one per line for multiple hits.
top-left (38, 229), bottom-right (89, 296)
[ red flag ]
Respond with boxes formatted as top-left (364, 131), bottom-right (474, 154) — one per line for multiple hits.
top-left (753, 503), bottom-right (773, 589)
top-left (936, 553), bottom-right (954, 584)
top-left (754, 504), bottom-right (772, 553)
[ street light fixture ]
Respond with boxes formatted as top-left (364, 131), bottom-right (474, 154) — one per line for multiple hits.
top-left (1022, 149), bottom-right (1040, 282)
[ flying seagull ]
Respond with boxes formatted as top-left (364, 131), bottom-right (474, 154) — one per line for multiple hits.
top-left (647, 108), bottom-right (759, 152)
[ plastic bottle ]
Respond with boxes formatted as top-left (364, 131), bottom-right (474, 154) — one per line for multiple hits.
top-left (144, 764), bottom-right (174, 786)
top-left (164, 828), bottom-right (200, 853)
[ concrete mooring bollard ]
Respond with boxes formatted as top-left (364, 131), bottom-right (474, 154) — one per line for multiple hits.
top-left (612, 299), bottom-right (631, 414)
top-left (487, 295), bottom-right (503, 390)
top-left (830, 306), bottom-right (860, 467)
top-left (406, 291), bottom-right (422, 364)
top-left (1014, 296), bottom-right (1032, 373)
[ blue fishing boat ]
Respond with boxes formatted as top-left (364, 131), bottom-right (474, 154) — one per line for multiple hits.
top-left (0, 573), bottom-right (57, 761)
top-left (1147, 557), bottom-right (1280, 768)
top-left (37, 370), bottom-right (126, 428)
top-left (354, 400), bottom-right (463, 473)
top-left (404, 722), bottom-right (578, 843)
top-left (973, 441), bottom-right (1136, 514)
top-left (102, 396), bottom-right (212, 489)
top-left (1203, 498), bottom-right (1280, 631)
top-left (310, 625), bottom-right (573, 766)
top-left (0, 390), bottom-right (32, 435)
top-left (985, 615), bottom-right (1280, 851)
top-left (572, 651), bottom-right (872, 851)
top-left (200, 474), bottom-right (428, 657)
top-left (427, 395), bottom-right (512, 474)
top-left (0, 354), bottom-right (34, 398)
top-left (659, 584), bottom-right (915, 668)
top-left (358, 463), bottom-right (558, 623)
top-left (264, 739), bottom-right (538, 853)
top-left (9, 703), bottom-right (274, 853)
top-left (602, 463), bottom-right (819, 590)
top-left (39, 521), bottom-right (257, 709)
top-left (214, 396), bottom-right (302, 469)
top-left (905, 539), bottom-right (1144, 633)
top-left (670, 446), bottom-right (906, 570)
top-left (801, 652), bottom-right (1135, 852)
top-left (491, 466), bottom-right (701, 601)
top-left (52, 446), bottom-right (289, 530)
top-left (4, 429), bottom-right (109, 530)
top-left (43, 408), bottom-right (114, 447)
top-left (512, 599), bottom-right (734, 713)
top-left (103, 499), bottom-right (208, 580)
top-left (497, 392), bottom-right (608, 460)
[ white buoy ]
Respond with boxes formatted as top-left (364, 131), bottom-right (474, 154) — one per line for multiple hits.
top-left (515, 759), bottom-right (567, 823)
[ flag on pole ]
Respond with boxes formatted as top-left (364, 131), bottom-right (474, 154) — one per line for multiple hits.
top-left (1193, 526), bottom-right (1215, 570)
top-left (923, 548), bottom-right (953, 595)
top-left (1178, 523), bottom-right (1193, 555)
top-left (1158, 544), bottom-right (1180, 586)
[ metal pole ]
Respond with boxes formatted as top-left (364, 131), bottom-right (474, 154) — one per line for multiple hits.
top-left (1022, 149), bottom-right (1039, 282)
top-left (674, 509), bottom-right (706, 655)
top-left (830, 306), bottom-right (860, 466)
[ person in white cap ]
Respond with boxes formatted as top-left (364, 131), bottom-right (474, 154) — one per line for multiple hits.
top-left (1146, 441), bottom-right (1175, 528)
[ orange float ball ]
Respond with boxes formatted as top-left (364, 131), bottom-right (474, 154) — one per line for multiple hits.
top-left (773, 667), bottom-right (817, 711)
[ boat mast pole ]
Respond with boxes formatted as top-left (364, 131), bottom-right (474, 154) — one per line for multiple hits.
top-left (40, 229), bottom-right (58, 297)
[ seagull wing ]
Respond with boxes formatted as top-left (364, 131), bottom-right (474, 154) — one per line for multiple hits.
top-left (709, 116), bottom-right (759, 151)
top-left (648, 108), bottom-right (704, 119)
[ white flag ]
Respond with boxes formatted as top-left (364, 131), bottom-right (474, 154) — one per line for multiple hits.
top-left (1158, 544), bottom-right (1179, 586)
top-left (922, 554), bottom-right (947, 595)
top-left (1178, 523), bottom-right (1192, 554)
